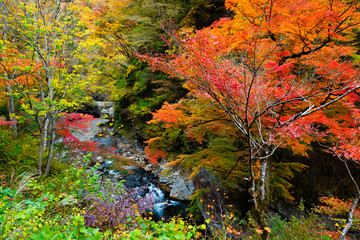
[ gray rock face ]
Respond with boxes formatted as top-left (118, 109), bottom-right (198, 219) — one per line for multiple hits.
top-left (170, 177), bottom-right (195, 201)
top-left (94, 101), bottom-right (115, 119)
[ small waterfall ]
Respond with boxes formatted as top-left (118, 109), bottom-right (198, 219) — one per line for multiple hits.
top-left (148, 184), bottom-right (166, 217)
top-left (145, 184), bottom-right (183, 220)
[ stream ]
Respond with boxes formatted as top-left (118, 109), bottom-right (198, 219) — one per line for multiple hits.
top-left (74, 100), bottom-right (188, 220)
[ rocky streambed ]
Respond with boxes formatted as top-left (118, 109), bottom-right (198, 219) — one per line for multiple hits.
top-left (69, 100), bottom-right (195, 220)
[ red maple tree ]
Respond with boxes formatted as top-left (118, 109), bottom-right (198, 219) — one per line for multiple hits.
top-left (139, 0), bottom-right (360, 238)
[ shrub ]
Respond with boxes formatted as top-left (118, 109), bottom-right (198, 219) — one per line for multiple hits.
top-left (84, 182), bottom-right (155, 232)
top-left (243, 213), bottom-right (334, 240)
top-left (115, 217), bottom-right (205, 239)
top-left (0, 129), bottom-right (39, 174)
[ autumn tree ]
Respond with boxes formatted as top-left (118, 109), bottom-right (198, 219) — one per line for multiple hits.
top-left (313, 95), bottom-right (360, 239)
top-left (0, 0), bottom-right (19, 136)
top-left (140, 0), bottom-right (360, 238)
top-left (0, 0), bottom-right (93, 175)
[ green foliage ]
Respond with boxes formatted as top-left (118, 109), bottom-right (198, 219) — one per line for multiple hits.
top-left (0, 160), bottom-right (102, 238)
top-left (0, 153), bottom-right (206, 239)
top-left (266, 214), bottom-right (332, 240)
top-left (0, 106), bottom-right (7, 117)
top-left (0, 129), bottom-right (39, 174)
top-left (0, 187), bottom-right (15, 223)
top-left (35, 157), bottom-right (101, 200)
top-left (27, 217), bottom-right (103, 240)
top-left (114, 59), bottom-right (186, 138)
top-left (100, 0), bottom-right (228, 139)
top-left (271, 162), bottom-right (308, 201)
top-left (179, 137), bottom-right (248, 187)
top-left (116, 217), bottom-right (204, 239)
top-left (242, 213), bottom-right (334, 240)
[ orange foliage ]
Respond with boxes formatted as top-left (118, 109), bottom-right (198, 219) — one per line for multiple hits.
top-left (140, 0), bottom-right (360, 163)
top-left (0, 48), bottom-right (38, 87)
top-left (144, 137), bottom-right (168, 164)
top-left (224, 0), bottom-right (360, 52)
top-left (148, 102), bottom-right (186, 128)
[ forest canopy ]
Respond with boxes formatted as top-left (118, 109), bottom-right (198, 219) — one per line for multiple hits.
top-left (1, 0), bottom-right (360, 239)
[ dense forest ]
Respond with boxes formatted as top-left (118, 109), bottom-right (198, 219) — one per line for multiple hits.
top-left (1, 0), bottom-right (360, 239)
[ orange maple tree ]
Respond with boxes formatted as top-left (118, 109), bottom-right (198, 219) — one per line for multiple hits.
top-left (140, 0), bottom-right (360, 238)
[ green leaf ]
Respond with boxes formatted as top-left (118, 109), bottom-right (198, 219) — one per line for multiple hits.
top-left (94, 232), bottom-right (103, 240)
top-left (72, 229), bottom-right (78, 238)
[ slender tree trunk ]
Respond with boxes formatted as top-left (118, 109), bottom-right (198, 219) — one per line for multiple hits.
top-left (2, 3), bottom-right (17, 137)
top-left (38, 131), bottom-right (45, 175)
top-left (43, 116), bottom-right (50, 149)
top-left (340, 160), bottom-right (360, 240)
top-left (250, 157), bottom-right (271, 240)
top-left (6, 84), bottom-right (17, 136)
top-left (36, 55), bottom-right (49, 150)
top-left (340, 196), bottom-right (359, 240)
top-left (44, 115), bottom-right (56, 175)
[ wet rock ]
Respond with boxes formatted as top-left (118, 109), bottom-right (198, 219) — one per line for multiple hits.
top-left (103, 160), bottom-right (113, 168)
top-left (108, 170), bottom-right (125, 179)
top-left (113, 148), bottom-right (124, 155)
top-left (72, 118), bottom-right (108, 142)
top-left (91, 135), bottom-right (116, 148)
top-left (94, 101), bottom-right (114, 118)
top-left (124, 168), bottom-right (158, 188)
top-left (170, 177), bottom-right (195, 201)
top-left (159, 177), bottom-right (171, 185)
top-left (144, 164), bottom-right (153, 171)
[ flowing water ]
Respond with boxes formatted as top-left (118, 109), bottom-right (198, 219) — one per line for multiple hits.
top-left (80, 100), bottom-right (187, 220)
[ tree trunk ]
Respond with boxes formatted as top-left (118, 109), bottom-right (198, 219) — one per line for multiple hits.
top-left (340, 196), bottom-right (359, 240)
top-left (2, 2), bottom-right (17, 137)
top-left (6, 84), bottom-right (17, 137)
top-left (43, 117), bottom-right (50, 149)
top-left (251, 158), bottom-right (271, 240)
top-left (38, 131), bottom-right (45, 175)
top-left (44, 115), bottom-right (56, 175)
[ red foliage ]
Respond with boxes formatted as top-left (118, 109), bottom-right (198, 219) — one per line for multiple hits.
top-left (139, 0), bottom-right (360, 164)
top-left (57, 113), bottom-right (94, 136)
top-left (63, 131), bottom-right (99, 152)
top-left (56, 113), bottom-right (98, 151)
top-left (144, 137), bottom-right (168, 165)
top-left (0, 117), bottom-right (16, 126)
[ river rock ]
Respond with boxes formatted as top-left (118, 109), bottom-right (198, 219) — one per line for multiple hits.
top-left (170, 177), bottom-right (195, 200)
top-left (144, 164), bottom-right (153, 171)
top-left (94, 101), bottom-right (115, 118)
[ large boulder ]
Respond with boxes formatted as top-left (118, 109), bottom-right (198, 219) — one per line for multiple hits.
top-left (170, 177), bottom-right (195, 201)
